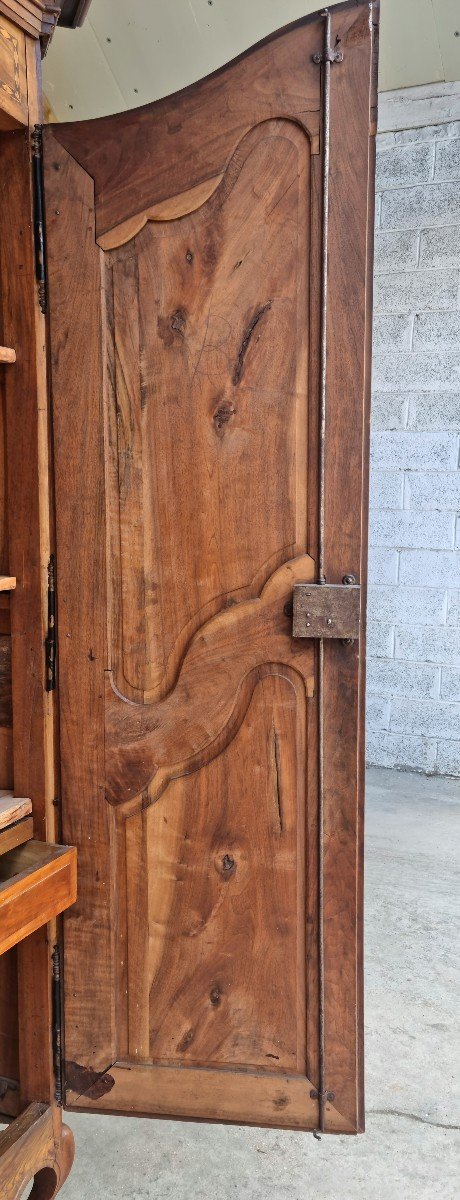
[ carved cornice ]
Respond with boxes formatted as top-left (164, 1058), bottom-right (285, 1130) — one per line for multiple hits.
top-left (0, 1), bottom-right (61, 46)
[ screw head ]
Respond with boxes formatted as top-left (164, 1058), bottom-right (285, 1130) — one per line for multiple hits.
top-left (342, 574), bottom-right (356, 586)
top-left (326, 617), bottom-right (333, 626)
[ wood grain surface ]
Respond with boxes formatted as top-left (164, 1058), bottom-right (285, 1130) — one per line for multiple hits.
top-left (45, 0), bottom-right (377, 1133)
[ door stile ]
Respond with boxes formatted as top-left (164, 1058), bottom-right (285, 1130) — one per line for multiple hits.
top-left (321, 1), bottom-right (378, 1133)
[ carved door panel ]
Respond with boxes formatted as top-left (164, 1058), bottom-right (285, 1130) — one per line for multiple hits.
top-left (44, 2), bottom-right (378, 1133)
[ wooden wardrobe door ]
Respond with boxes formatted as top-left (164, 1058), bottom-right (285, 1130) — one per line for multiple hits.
top-left (44, 1), bottom-right (378, 1133)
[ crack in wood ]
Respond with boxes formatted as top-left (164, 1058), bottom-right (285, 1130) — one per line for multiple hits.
top-left (232, 302), bottom-right (272, 385)
top-left (271, 720), bottom-right (283, 834)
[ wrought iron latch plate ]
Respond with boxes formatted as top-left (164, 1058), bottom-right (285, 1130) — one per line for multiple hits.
top-left (292, 582), bottom-right (360, 640)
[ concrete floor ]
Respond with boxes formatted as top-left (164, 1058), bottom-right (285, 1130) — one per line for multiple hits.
top-left (60, 767), bottom-right (459, 1199)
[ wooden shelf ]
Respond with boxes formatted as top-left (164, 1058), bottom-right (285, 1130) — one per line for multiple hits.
top-left (0, 791), bottom-right (32, 830)
top-left (0, 840), bottom-right (77, 956)
top-left (0, 347), bottom-right (16, 364)
top-left (0, 577), bottom-right (16, 591)
top-left (0, 817), bottom-right (33, 857)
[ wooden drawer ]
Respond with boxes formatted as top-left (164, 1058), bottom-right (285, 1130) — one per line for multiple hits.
top-left (0, 841), bottom-right (77, 955)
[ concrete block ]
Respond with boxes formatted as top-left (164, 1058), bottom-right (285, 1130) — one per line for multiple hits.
top-left (390, 699), bottom-right (460, 738)
top-left (399, 551), bottom-right (460, 587)
top-left (381, 183), bottom-right (460, 231)
top-left (373, 351), bottom-right (460, 392)
top-left (413, 312), bottom-right (460, 351)
top-left (368, 548), bottom-right (399, 585)
top-left (395, 626), bottom-right (460, 666)
top-left (440, 668), bottom-right (460, 701)
top-left (372, 315), bottom-right (413, 352)
top-left (447, 590), bottom-right (460, 626)
top-left (419, 225), bottom-right (460, 269)
top-left (378, 82), bottom-right (460, 135)
top-left (456, 519), bottom-right (460, 551)
top-left (376, 132), bottom-right (396, 150)
top-left (405, 472), bottom-right (460, 511)
top-left (366, 730), bottom-right (437, 772)
top-left (376, 143), bottom-right (434, 188)
top-left (370, 394), bottom-right (409, 430)
top-left (407, 393), bottom-right (460, 430)
top-left (367, 660), bottom-right (439, 699)
top-left (367, 585), bottom-right (446, 626)
top-left (370, 431), bottom-right (458, 470)
top-left (369, 469), bottom-right (404, 510)
top-left (374, 269), bottom-right (459, 313)
top-left (369, 510), bottom-right (454, 551)
top-left (436, 739), bottom-right (460, 775)
top-left (374, 229), bottom-right (419, 272)
top-left (394, 124), bottom-right (452, 145)
top-left (367, 622), bottom-right (394, 658)
top-left (434, 139), bottom-right (460, 182)
top-left (375, 192), bottom-right (381, 228)
top-left (366, 694), bottom-right (391, 731)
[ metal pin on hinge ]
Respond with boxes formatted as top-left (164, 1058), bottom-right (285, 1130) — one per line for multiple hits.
top-left (45, 554), bottom-right (56, 692)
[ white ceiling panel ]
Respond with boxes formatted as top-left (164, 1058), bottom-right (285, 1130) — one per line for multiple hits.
top-left (43, 0), bottom-right (460, 123)
top-left (432, 0), bottom-right (460, 83)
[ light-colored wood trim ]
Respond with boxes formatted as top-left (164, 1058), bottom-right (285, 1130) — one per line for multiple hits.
top-left (0, 815), bottom-right (33, 855)
top-left (0, 841), bottom-right (77, 956)
top-left (0, 577), bottom-right (16, 590)
top-left (0, 792), bottom-right (32, 830)
top-left (0, 347), bottom-right (16, 364)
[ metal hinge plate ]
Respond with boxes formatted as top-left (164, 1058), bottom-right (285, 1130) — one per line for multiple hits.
top-left (292, 582), bottom-right (360, 640)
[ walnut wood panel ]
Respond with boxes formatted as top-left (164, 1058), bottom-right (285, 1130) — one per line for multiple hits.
top-left (50, 14), bottom-right (324, 239)
top-left (105, 119), bottom-right (310, 704)
top-left (45, 1), bottom-right (377, 1134)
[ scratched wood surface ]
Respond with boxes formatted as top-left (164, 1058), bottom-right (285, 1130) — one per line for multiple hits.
top-left (45, 0), bottom-right (377, 1132)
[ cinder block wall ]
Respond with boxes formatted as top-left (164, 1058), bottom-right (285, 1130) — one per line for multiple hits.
top-left (367, 83), bottom-right (460, 776)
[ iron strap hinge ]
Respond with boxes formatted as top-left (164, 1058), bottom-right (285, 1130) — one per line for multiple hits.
top-left (31, 123), bottom-right (47, 315)
top-left (52, 944), bottom-right (63, 1106)
top-left (45, 554), bottom-right (56, 692)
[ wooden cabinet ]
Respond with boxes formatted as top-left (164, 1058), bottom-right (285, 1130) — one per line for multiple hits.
top-left (0, 0), bottom-right (379, 1193)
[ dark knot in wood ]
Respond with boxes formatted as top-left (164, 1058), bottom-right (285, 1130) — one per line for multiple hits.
top-left (212, 400), bottom-right (236, 434)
